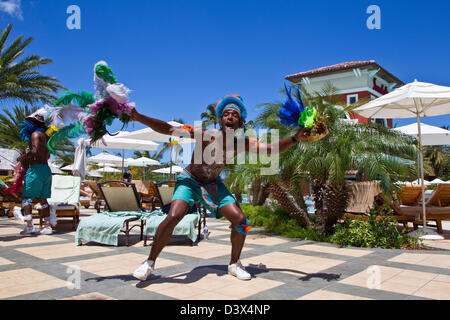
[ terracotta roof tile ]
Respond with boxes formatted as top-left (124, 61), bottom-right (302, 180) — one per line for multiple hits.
top-left (285, 60), bottom-right (377, 81)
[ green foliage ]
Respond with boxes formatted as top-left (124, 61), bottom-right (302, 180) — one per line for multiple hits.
top-left (0, 24), bottom-right (64, 105)
top-left (330, 214), bottom-right (424, 249)
top-left (201, 104), bottom-right (218, 129)
top-left (241, 204), bottom-right (329, 242)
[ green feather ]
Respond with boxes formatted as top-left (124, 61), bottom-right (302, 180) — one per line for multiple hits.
top-left (95, 64), bottom-right (118, 84)
top-left (54, 91), bottom-right (95, 109)
top-left (47, 122), bottom-right (85, 155)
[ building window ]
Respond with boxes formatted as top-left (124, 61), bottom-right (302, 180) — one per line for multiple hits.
top-left (347, 94), bottom-right (358, 106)
top-left (372, 118), bottom-right (387, 127)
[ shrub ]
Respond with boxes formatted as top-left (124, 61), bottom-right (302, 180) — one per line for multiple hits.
top-left (330, 213), bottom-right (424, 249)
top-left (241, 204), bottom-right (329, 242)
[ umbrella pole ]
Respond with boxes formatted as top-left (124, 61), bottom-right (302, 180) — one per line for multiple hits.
top-left (415, 101), bottom-right (427, 229)
top-left (122, 149), bottom-right (125, 175)
top-left (170, 145), bottom-right (173, 175)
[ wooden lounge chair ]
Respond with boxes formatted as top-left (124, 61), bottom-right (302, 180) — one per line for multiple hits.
top-left (75, 180), bottom-right (146, 247)
top-left (343, 182), bottom-right (416, 226)
top-left (79, 181), bottom-right (93, 209)
top-left (344, 181), bottom-right (382, 217)
top-left (132, 180), bottom-right (161, 211)
top-left (395, 184), bottom-right (450, 234)
top-left (142, 180), bottom-right (205, 246)
top-left (85, 180), bottom-right (106, 212)
top-left (38, 175), bottom-right (81, 230)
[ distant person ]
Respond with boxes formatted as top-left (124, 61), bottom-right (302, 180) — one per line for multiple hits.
top-left (122, 168), bottom-right (132, 183)
top-left (16, 109), bottom-right (55, 235)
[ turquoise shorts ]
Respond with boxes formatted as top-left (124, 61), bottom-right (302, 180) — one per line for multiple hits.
top-left (172, 170), bottom-right (237, 219)
top-left (22, 164), bottom-right (52, 199)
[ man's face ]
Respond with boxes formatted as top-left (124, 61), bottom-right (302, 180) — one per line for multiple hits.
top-left (220, 109), bottom-right (242, 132)
top-left (30, 116), bottom-right (45, 128)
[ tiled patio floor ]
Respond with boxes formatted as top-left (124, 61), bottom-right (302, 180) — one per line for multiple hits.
top-left (0, 209), bottom-right (449, 300)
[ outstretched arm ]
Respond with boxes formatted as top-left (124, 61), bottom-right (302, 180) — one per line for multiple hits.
top-left (131, 108), bottom-right (176, 136)
top-left (130, 108), bottom-right (201, 139)
top-left (245, 127), bottom-right (309, 155)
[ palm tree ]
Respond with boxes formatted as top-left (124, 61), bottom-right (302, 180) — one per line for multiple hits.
top-left (201, 104), bottom-right (218, 129)
top-left (0, 24), bottom-right (64, 105)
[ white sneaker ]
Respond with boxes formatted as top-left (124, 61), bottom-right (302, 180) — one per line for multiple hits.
top-left (133, 260), bottom-right (155, 281)
top-left (39, 227), bottom-right (53, 235)
top-left (20, 225), bottom-right (36, 236)
top-left (228, 260), bottom-right (251, 280)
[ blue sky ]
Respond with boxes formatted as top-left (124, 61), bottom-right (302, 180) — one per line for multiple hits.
top-left (1, 0), bottom-right (449, 159)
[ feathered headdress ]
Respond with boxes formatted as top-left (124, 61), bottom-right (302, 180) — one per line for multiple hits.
top-left (278, 84), bottom-right (328, 142)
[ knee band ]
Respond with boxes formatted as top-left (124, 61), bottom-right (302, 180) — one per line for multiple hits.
top-left (229, 218), bottom-right (251, 235)
top-left (22, 199), bottom-right (33, 208)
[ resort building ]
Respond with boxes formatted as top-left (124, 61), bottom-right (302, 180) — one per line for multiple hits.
top-left (285, 60), bottom-right (404, 128)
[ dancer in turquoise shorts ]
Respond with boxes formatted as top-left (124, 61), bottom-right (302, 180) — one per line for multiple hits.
top-left (16, 109), bottom-right (55, 235)
top-left (132, 95), bottom-right (309, 281)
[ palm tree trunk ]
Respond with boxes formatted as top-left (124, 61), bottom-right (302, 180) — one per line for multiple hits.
top-left (323, 184), bottom-right (350, 235)
top-left (311, 180), bottom-right (327, 233)
top-left (268, 182), bottom-right (312, 228)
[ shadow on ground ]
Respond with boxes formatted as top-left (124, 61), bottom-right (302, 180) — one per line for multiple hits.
top-left (84, 262), bottom-right (341, 288)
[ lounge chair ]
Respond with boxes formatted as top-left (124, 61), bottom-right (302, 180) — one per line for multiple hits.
top-left (142, 180), bottom-right (205, 246)
top-left (343, 182), bottom-right (416, 226)
top-left (38, 175), bottom-right (81, 230)
top-left (394, 184), bottom-right (450, 234)
top-left (344, 181), bottom-right (382, 216)
top-left (79, 181), bottom-right (93, 209)
top-left (132, 180), bottom-right (161, 211)
top-left (75, 181), bottom-right (146, 246)
top-left (85, 180), bottom-right (106, 212)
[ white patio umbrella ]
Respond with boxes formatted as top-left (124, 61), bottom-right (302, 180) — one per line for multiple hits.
top-left (86, 170), bottom-right (103, 178)
top-left (411, 179), bottom-right (431, 186)
top-left (49, 163), bottom-right (64, 174)
top-left (96, 162), bottom-right (117, 167)
top-left (126, 157), bottom-right (160, 180)
top-left (100, 166), bottom-right (121, 173)
top-left (87, 152), bottom-right (124, 166)
top-left (61, 164), bottom-right (75, 171)
top-left (152, 165), bottom-right (184, 174)
top-left (354, 80), bottom-right (450, 239)
top-left (394, 123), bottom-right (450, 146)
top-left (430, 178), bottom-right (445, 184)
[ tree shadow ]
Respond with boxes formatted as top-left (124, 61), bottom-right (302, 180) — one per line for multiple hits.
top-left (246, 263), bottom-right (341, 282)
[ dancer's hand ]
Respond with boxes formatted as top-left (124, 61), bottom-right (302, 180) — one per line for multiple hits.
top-left (294, 127), bottom-right (309, 141)
top-left (130, 108), bottom-right (139, 122)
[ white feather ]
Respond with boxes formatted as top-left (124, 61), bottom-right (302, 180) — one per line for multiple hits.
top-left (106, 83), bottom-right (131, 104)
top-left (49, 104), bottom-right (84, 129)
